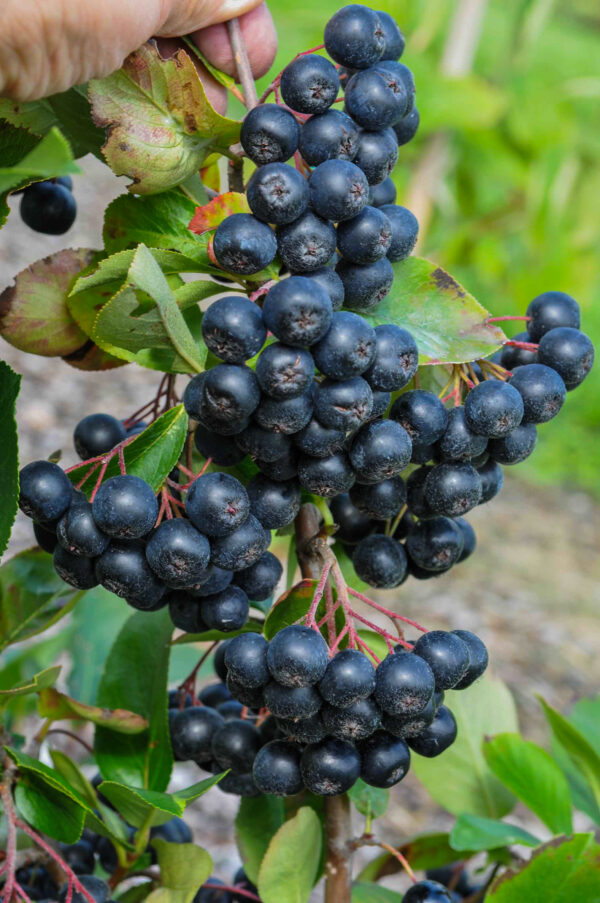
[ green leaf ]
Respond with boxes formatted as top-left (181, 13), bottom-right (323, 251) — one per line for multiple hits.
top-left (93, 244), bottom-right (205, 373)
top-left (14, 775), bottom-right (86, 843)
top-left (412, 676), bottom-right (518, 818)
top-left (67, 405), bottom-right (188, 495)
top-left (98, 782), bottom-right (184, 828)
top-left (46, 86), bottom-right (106, 159)
top-left (0, 361), bottom-right (20, 556)
top-left (351, 885), bottom-right (403, 903)
top-left (483, 733), bottom-right (573, 834)
top-left (172, 619), bottom-right (264, 645)
top-left (358, 833), bottom-right (473, 883)
top-left (539, 697), bottom-right (600, 815)
top-left (258, 807), bottom-right (322, 903)
top-left (103, 191), bottom-right (216, 266)
top-left (49, 750), bottom-right (98, 808)
top-left (0, 122), bottom-right (38, 224)
top-left (0, 549), bottom-right (79, 652)
top-left (94, 608), bottom-right (173, 791)
top-left (115, 884), bottom-right (153, 903)
top-left (0, 665), bottom-right (61, 709)
top-left (0, 248), bottom-right (94, 356)
top-left (171, 773), bottom-right (227, 805)
top-left (235, 796), bottom-right (285, 885)
top-left (70, 249), bottom-right (212, 297)
top-left (348, 779), bottom-right (389, 821)
top-left (38, 687), bottom-right (149, 733)
top-left (0, 98), bottom-right (58, 137)
top-left (67, 586), bottom-right (131, 704)
top-left (551, 696), bottom-right (600, 823)
top-left (264, 581), bottom-right (316, 640)
top-left (450, 814), bottom-right (540, 852)
top-left (147, 839), bottom-right (212, 903)
top-left (0, 127), bottom-right (80, 193)
top-left (88, 43), bottom-right (240, 195)
top-left (363, 257), bottom-right (506, 364)
top-left (487, 834), bottom-right (600, 902)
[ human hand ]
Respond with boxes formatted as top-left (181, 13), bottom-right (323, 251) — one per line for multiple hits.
top-left (0, 0), bottom-right (278, 107)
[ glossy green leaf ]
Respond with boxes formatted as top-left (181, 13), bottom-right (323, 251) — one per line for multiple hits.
top-left (412, 676), bottom-right (518, 818)
top-left (351, 885), bottom-right (403, 903)
top-left (172, 619), bottom-right (264, 645)
top-left (0, 122), bottom-right (38, 224)
top-left (263, 580), bottom-right (316, 640)
top-left (0, 665), bottom-right (61, 709)
top-left (88, 43), bottom-right (240, 194)
top-left (14, 776), bottom-right (86, 843)
top-left (67, 405), bottom-right (188, 495)
top-left (94, 608), bottom-right (173, 791)
top-left (0, 360), bottom-right (20, 556)
top-left (103, 191), bottom-right (216, 266)
top-left (0, 98), bottom-right (58, 137)
top-left (49, 750), bottom-right (98, 808)
top-left (539, 697), bottom-right (600, 814)
top-left (70, 249), bottom-right (210, 298)
top-left (99, 782), bottom-right (184, 828)
top-left (235, 795), bottom-right (285, 884)
top-left (258, 807), bottom-right (322, 903)
top-left (487, 834), bottom-right (600, 902)
top-left (0, 549), bottom-right (79, 652)
top-left (348, 779), bottom-right (389, 821)
top-left (363, 257), bottom-right (506, 364)
top-left (551, 696), bottom-right (600, 823)
top-left (0, 248), bottom-right (94, 356)
top-left (171, 773), bottom-right (227, 804)
top-left (450, 814), bottom-right (540, 852)
top-left (0, 127), bottom-right (80, 193)
top-left (484, 733), bottom-right (573, 834)
top-left (147, 839), bottom-right (212, 903)
top-left (46, 85), bottom-right (106, 159)
top-left (38, 687), bottom-right (148, 733)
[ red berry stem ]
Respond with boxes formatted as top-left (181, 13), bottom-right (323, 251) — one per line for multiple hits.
top-left (203, 884), bottom-right (261, 902)
top-left (486, 315), bottom-right (531, 323)
top-left (504, 339), bottom-right (538, 351)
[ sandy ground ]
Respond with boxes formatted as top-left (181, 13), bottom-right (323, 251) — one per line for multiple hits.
top-left (1, 156), bottom-right (599, 894)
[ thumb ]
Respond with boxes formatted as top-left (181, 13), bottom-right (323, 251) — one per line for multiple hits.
top-left (159, 0), bottom-right (267, 35)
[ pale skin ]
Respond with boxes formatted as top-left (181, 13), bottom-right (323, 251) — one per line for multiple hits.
top-left (0, 0), bottom-right (278, 108)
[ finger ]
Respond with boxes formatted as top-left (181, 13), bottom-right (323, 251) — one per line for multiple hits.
top-left (191, 3), bottom-right (278, 81)
top-left (158, 0), bottom-right (267, 35)
top-left (155, 37), bottom-right (228, 114)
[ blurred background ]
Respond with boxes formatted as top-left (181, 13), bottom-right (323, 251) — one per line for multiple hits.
top-left (1, 0), bottom-right (599, 886)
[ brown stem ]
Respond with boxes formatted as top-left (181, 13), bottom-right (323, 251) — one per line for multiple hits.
top-left (227, 18), bottom-right (259, 109)
top-left (293, 504), bottom-right (353, 903)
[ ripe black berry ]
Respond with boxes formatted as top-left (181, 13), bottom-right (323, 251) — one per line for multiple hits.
top-left (322, 696), bottom-right (381, 740)
top-left (324, 6), bottom-right (385, 70)
top-left (319, 649), bottom-right (375, 707)
top-left (224, 633), bottom-right (270, 688)
top-left (255, 389), bottom-right (313, 436)
top-left (408, 705), bottom-right (457, 758)
top-left (537, 326), bottom-right (594, 390)
top-left (95, 540), bottom-right (165, 608)
top-left (403, 880), bottom-right (453, 903)
top-left (233, 551), bottom-right (282, 602)
top-left (354, 127), bottom-right (399, 185)
top-left (500, 331), bottom-right (538, 370)
top-left (198, 682), bottom-right (231, 708)
top-left (298, 109), bottom-right (359, 167)
top-left (455, 518), bottom-right (476, 562)
top-left (349, 419), bottom-right (412, 483)
top-left (236, 423), bottom-right (292, 462)
top-left (369, 176), bottom-right (397, 208)
top-left (313, 311), bottom-right (377, 378)
top-left (201, 296), bottom-right (266, 363)
top-left (364, 325), bottom-right (418, 392)
top-left (477, 458), bottom-right (504, 503)
top-left (488, 422), bottom-right (537, 465)
top-left (452, 630), bottom-right (489, 689)
top-left (383, 695), bottom-right (437, 738)
top-left (526, 291), bottom-right (580, 342)
top-left (337, 206), bottom-right (393, 264)
top-left (463, 379), bottom-right (524, 438)
top-left (277, 210), bottom-right (337, 272)
top-left (213, 213), bottom-right (277, 275)
top-left (309, 160), bottom-right (369, 222)
top-left (374, 651), bottom-right (435, 716)
top-left (435, 406), bottom-right (487, 462)
top-left (255, 343), bottom-right (315, 399)
top-left (509, 363), bottom-right (566, 423)
top-left (393, 106), bottom-right (420, 145)
top-left (405, 517), bottom-right (464, 572)
top-left (256, 445), bottom-right (300, 481)
top-left (424, 462), bottom-right (482, 517)
top-left (208, 515), bottom-right (268, 571)
top-left (247, 474), bottom-right (301, 529)
top-left (390, 390), bottom-right (449, 446)
top-left (167, 590), bottom-right (206, 633)
top-left (328, 493), bottom-right (374, 545)
top-left (20, 181), bottom-right (77, 234)
top-left (350, 476), bottom-right (406, 520)
top-left (413, 631), bottom-right (469, 690)
top-left (186, 473), bottom-right (249, 538)
top-left (253, 740), bottom-right (304, 796)
top-left (170, 706), bottom-right (224, 762)
top-left (92, 475), bottom-right (158, 539)
top-left (211, 718), bottom-right (262, 773)
top-left (353, 534), bottom-right (407, 588)
top-left (313, 376), bottom-right (373, 430)
top-left (57, 500), bottom-right (109, 558)
top-left (263, 682), bottom-right (322, 720)
top-left (247, 162), bottom-right (310, 225)
top-left (73, 413), bottom-right (127, 460)
top-left (277, 712), bottom-right (327, 744)
top-left (298, 451), bottom-right (356, 497)
top-left (240, 104), bottom-right (300, 164)
top-left (193, 565), bottom-right (233, 597)
top-left (194, 426), bottom-right (245, 467)
top-left (53, 545), bottom-right (98, 590)
top-left (379, 11), bottom-right (405, 60)
top-left (19, 460), bottom-right (73, 523)
top-left (293, 417), bottom-right (345, 458)
top-left (336, 256), bottom-right (394, 310)
top-left (33, 520), bottom-right (59, 554)
top-left (263, 276), bottom-right (333, 347)
top-left (359, 730), bottom-right (411, 788)
top-left (280, 55), bottom-right (340, 115)
top-left (302, 266), bottom-right (345, 311)
top-left (267, 624), bottom-right (329, 687)
top-left (345, 65), bottom-right (408, 131)
top-left (145, 520), bottom-right (210, 589)
top-left (57, 875), bottom-right (109, 903)
top-left (202, 364), bottom-right (261, 424)
top-left (300, 737), bottom-right (361, 795)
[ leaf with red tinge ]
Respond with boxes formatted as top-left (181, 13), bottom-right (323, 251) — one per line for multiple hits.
top-left (38, 687), bottom-right (149, 733)
top-left (189, 192), bottom-right (250, 235)
top-left (0, 248), bottom-right (95, 356)
top-left (88, 43), bottom-right (240, 195)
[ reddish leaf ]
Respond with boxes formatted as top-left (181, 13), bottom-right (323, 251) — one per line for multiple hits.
top-left (189, 192), bottom-right (250, 236)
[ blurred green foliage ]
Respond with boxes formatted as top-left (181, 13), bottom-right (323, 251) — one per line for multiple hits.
top-left (260, 0), bottom-right (600, 494)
